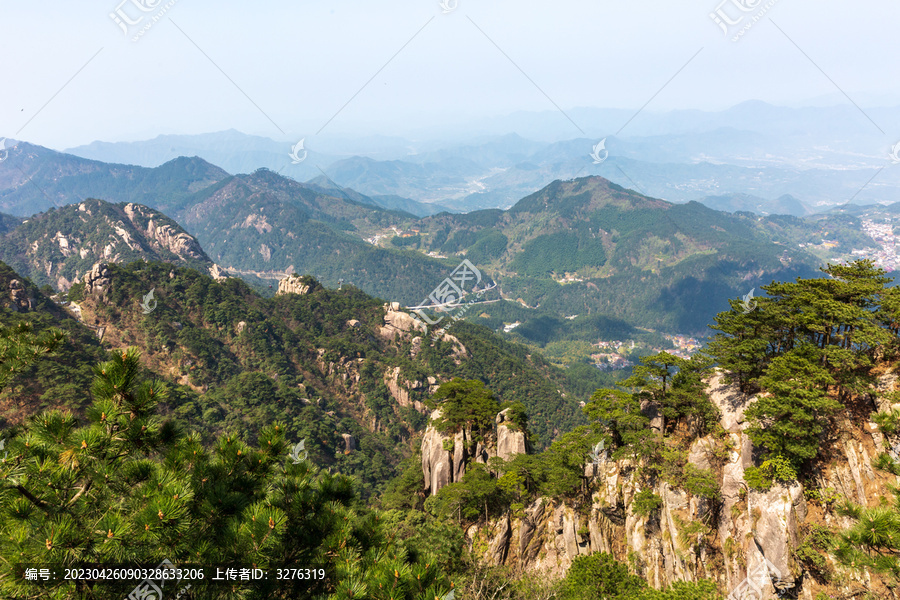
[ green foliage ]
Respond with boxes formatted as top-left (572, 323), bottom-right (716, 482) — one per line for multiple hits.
top-left (874, 452), bottom-right (900, 476)
top-left (0, 346), bottom-right (451, 600)
top-left (681, 464), bottom-right (721, 501)
top-left (834, 489), bottom-right (900, 579)
top-left (508, 231), bottom-right (607, 277)
top-left (795, 524), bottom-right (835, 581)
top-left (584, 388), bottom-right (653, 460)
top-left (623, 352), bottom-right (719, 436)
top-left (633, 489), bottom-right (663, 518)
top-left (429, 378), bottom-right (500, 438)
top-left (559, 552), bottom-right (647, 600)
top-left (390, 234), bottom-right (422, 248)
top-left (558, 551), bottom-right (724, 600)
top-left (746, 344), bottom-right (840, 466)
top-left (744, 456), bottom-right (797, 491)
top-left (0, 321), bottom-right (65, 392)
top-left (873, 406), bottom-right (900, 436)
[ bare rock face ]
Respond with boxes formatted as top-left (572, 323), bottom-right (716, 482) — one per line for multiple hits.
top-left (383, 366), bottom-right (428, 413)
top-left (464, 371), bottom-right (828, 597)
top-left (496, 408), bottom-right (527, 461)
top-left (7, 279), bottom-right (33, 312)
top-left (83, 263), bottom-right (111, 294)
top-left (489, 515), bottom-right (512, 565)
top-left (208, 264), bottom-right (228, 280)
top-left (277, 275), bottom-right (311, 296)
top-left (421, 410), bottom-right (453, 495)
top-left (423, 406), bottom-right (531, 497)
top-left (379, 304), bottom-right (427, 340)
top-left (341, 433), bottom-right (357, 454)
top-left (124, 204), bottom-right (206, 260)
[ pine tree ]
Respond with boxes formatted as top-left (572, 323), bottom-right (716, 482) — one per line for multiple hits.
top-left (745, 343), bottom-right (839, 465)
top-left (0, 344), bottom-right (452, 599)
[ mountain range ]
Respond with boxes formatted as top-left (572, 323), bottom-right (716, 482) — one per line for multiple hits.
top-left (0, 140), bottom-right (880, 340)
top-left (59, 102), bottom-right (900, 212)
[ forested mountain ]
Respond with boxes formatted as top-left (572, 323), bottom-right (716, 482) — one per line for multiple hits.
top-left (0, 142), bottom-right (229, 216)
top-left (0, 258), bottom-right (613, 497)
top-left (0, 144), bottom-right (879, 340)
top-left (175, 168), bottom-right (465, 302)
top-left (0, 198), bottom-right (217, 290)
top-left (409, 177), bottom-right (850, 333)
top-left (8, 256), bottom-right (900, 598)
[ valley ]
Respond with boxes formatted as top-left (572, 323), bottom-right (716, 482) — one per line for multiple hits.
top-left (5, 5), bottom-right (900, 594)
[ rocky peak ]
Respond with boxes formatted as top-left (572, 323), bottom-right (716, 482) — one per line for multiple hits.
top-left (422, 406), bottom-right (529, 496)
top-left (83, 263), bottom-right (111, 295)
top-left (277, 274), bottom-right (312, 296)
top-left (7, 279), bottom-right (34, 312)
top-left (495, 407), bottom-right (528, 461)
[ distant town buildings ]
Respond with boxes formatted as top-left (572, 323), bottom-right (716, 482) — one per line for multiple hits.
top-left (851, 219), bottom-right (900, 272)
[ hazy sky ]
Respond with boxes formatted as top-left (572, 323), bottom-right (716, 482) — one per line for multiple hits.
top-left (3, 0), bottom-right (900, 149)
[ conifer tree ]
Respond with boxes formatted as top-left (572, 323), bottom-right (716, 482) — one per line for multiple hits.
top-left (0, 344), bottom-right (451, 599)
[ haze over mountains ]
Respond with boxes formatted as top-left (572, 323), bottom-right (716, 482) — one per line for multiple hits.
top-left (0, 137), bottom-right (880, 343)
top-left (60, 102), bottom-right (900, 215)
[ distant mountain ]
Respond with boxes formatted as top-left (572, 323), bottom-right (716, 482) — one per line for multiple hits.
top-left (0, 198), bottom-right (217, 290)
top-left (65, 129), bottom-right (337, 182)
top-left (409, 176), bottom-right (829, 333)
top-left (694, 193), bottom-right (811, 217)
top-left (303, 176), bottom-right (451, 217)
top-left (0, 142), bottom-right (229, 216)
top-left (176, 168), bottom-right (455, 303)
top-left (0, 213), bottom-right (22, 235)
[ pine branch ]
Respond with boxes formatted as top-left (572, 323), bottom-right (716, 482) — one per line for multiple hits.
top-left (14, 484), bottom-right (51, 513)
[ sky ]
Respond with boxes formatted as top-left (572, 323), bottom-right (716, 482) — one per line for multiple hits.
top-left (2, 0), bottom-right (900, 150)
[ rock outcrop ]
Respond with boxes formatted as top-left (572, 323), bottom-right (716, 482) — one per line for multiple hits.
top-left (422, 410), bottom-right (453, 495)
top-left (83, 263), bottom-right (111, 294)
top-left (379, 303), bottom-right (427, 340)
top-left (277, 275), bottom-right (311, 295)
top-left (461, 369), bottom-right (895, 598)
top-left (422, 407), bottom-right (529, 496)
top-left (124, 203), bottom-right (206, 260)
top-left (495, 408), bottom-right (528, 461)
top-left (7, 279), bottom-right (33, 312)
top-left (208, 264), bottom-right (228, 280)
top-left (383, 367), bottom-right (436, 413)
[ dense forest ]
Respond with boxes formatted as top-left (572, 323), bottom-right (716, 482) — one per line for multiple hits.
top-left (7, 259), bottom-right (900, 598)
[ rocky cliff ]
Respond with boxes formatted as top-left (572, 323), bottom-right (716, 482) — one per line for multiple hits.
top-left (422, 407), bottom-right (529, 496)
top-left (462, 370), bottom-right (897, 599)
top-left (0, 198), bottom-right (218, 290)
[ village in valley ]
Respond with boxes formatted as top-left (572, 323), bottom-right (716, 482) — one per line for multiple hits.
top-left (590, 333), bottom-right (703, 371)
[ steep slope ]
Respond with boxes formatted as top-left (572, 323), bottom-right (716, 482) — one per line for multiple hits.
top-left (178, 169), bottom-right (458, 302)
top-left (0, 198), bottom-right (218, 290)
top-left (0, 261), bottom-right (108, 425)
top-left (0, 142), bottom-right (229, 216)
top-left (413, 176), bottom-right (834, 333)
top-left (47, 260), bottom-right (602, 495)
